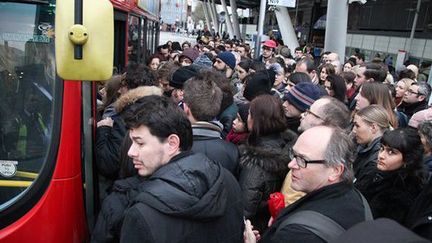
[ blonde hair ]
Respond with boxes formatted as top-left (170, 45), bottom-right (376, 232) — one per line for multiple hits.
top-left (356, 104), bottom-right (391, 132)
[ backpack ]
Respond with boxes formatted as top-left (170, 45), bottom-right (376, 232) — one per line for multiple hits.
top-left (275, 191), bottom-right (372, 242)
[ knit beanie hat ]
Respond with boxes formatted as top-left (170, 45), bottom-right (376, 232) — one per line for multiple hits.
top-left (193, 54), bottom-right (213, 70)
top-left (179, 48), bottom-right (199, 62)
top-left (238, 103), bottom-right (250, 124)
top-left (217, 52), bottom-right (236, 70)
top-left (283, 82), bottom-right (322, 112)
top-left (243, 70), bottom-right (273, 101)
top-left (169, 65), bottom-right (199, 89)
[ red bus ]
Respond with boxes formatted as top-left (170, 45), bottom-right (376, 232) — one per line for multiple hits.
top-left (0, 0), bottom-right (160, 242)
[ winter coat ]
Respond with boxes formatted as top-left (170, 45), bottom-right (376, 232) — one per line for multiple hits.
top-left (218, 102), bottom-right (238, 139)
top-left (92, 176), bottom-right (143, 243)
top-left (405, 176), bottom-right (432, 241)
top-left (96, 116), bottom-right (127, 180)
top-left (397, 100), bottom-right (429, 120)
top-left (192, 121), bottom-right (240, 176)
top-left (119, 152), bottom-right (244, 243)
top-left (424, 155), bottom-right (432, 174)
top-left (261, 182), bottom-right (367, 243)
top-left (238, 130), bottom-right (297, 232)
top-left (357, 168), bottom-right (426, 224)
top-left (353, 137), bottom-right (380, 187)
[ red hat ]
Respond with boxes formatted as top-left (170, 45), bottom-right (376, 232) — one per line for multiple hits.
top-left (262, 40), bottom-right (277, 49)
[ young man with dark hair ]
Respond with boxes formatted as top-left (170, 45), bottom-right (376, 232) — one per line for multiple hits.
top-left (119, 95), bottom-right (243, 243)
top-left (183, 71), bottom-right (240, 175)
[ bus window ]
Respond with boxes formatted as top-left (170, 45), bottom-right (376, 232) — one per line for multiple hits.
top-left (0, 1), bottom-right (56, 208)
top-left (128, 15), bottom-right (140, 64)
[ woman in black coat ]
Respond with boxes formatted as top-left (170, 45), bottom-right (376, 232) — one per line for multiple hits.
top-left (356, 128), bottom-right (428, 224)
top-left (239, 95), bottom-right (297, 233)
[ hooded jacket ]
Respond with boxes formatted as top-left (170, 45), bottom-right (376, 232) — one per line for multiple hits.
top-left (238, 130), bottom-right (297, 232)
top-left (119, 152), bottom-right (244, 243)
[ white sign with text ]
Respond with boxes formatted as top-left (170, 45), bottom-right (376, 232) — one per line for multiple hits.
top-left (268, 0), bottom-right (296, 8)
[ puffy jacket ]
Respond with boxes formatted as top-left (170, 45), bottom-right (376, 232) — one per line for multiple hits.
top-left (92, 176), bottom-right (143, 243)
top-left (96, 117), bottom-right (127, 179)
top-left (119, 152), bottom-right (244, 243)
top-left (357, 169), bottom-right (427, 224)
top-left (192, 121), bottom-right (240, 176)
top-left (238, 130), bottom-right (297, 232)
top-left (353, 137), bottom-right (380, 187)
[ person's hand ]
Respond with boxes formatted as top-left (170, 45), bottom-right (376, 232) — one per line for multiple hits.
top-left (97, 117), bottom-right (114, 128)
top-left (268, 216), bottom-right (275, 227)
top-left (244, 219), bottom-right (260, 243)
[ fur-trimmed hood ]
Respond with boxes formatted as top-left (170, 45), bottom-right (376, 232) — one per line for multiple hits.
top-left (114, 86), bottom-right (163, 113)
top-left (239, 129), bottom-right (297, 174)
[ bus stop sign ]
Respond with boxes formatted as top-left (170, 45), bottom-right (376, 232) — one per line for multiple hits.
top-left (268, 0), bottom-right (295, 8)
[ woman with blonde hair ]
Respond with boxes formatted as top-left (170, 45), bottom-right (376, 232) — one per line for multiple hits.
top-left (395, 78), bottom-right (415, 106)
top-left (352, 105), bottom-right (391, 186)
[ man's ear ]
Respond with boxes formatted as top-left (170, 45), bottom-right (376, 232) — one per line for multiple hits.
top-left (166, 134), bottom-right (181, 155)
top-left (328, 164), bottom-right (344, 182)
top-left (418, 94), bottom-right (426, 102)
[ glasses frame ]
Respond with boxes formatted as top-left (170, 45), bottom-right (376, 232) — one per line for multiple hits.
top-left (290, 151), bottom-right (326, 168)
top-left (407, 89), bottom-right (422, 96)
top-left (304, 109), bottom-right (324, 120)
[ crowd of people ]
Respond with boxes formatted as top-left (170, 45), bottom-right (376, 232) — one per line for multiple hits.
top-left (91, 36), bottom-right (432, 243)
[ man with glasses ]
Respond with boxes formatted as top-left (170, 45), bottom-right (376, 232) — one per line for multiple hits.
top-left (398, 82), bottom-right (431, 119)
top-left (298, 97), bottom-right (350, 133)
top-left (245, 126), bottom-right (367, 243)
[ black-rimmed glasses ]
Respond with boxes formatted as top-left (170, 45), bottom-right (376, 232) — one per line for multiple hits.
top-left (290, 151), bottom-right (326, 168)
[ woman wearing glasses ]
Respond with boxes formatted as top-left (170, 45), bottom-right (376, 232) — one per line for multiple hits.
top-left (238, 95), bottom-right (297, 233)
top-left (351, 105), bottom-right (391, 187)
top-left (355, 127), bottom-right (428, 224)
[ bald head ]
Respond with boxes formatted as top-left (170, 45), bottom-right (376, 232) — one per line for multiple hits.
top-left (299, 97), bottom-right (350, 132)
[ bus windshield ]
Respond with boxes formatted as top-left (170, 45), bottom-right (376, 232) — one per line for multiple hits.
top-left (0, 1), bottom-right (56, 208)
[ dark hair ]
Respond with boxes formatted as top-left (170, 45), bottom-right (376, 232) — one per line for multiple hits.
top-left (340, 71), bottom-right (355, 85)
top-left (381, 128), bottom-right (427, 180)
top-left (183, 71), bottom-right (223, 121)
top-left (398, 69), bottom-right (416, 80)
top-left (125, 63), bottom-right (157, 89)
top-left (354, 52), bottom-right (365, 62)
top-left (297, 58), bottom-right (316, 73)
top-left (288, 72), bottom-right (311, 84)
top-left (146, 54), bottom-right (160, 66)
top-left (101, 75), bottom-right (123, 110)
top-left (344, 60), bottom-right (355, 68)
top-left (122, 95), bottom-right (193, 151)
top-left (171, 42), bottom-right (182, 52)
top-left (364, 63), bottom-right (387, 83)
top-left (326, 74), bottom-right (347, 102)
top-left (248, 95), bottom-right (287, 145)
top-left (348, 57), bottom-right (357, 65)
top-left (418, 121), bottom-right (432, 153)
top-left (238, 59), bottom-right (252, 73)
top-left (250, 60), bottom-right (266, 72)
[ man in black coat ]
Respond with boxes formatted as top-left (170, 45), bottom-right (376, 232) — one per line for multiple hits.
top-left (119, 95), bottom-right (243, 243)
top-left (245, 126), bottom-right (368, 243)
top-left (183, 71), bottom-right (240, 176)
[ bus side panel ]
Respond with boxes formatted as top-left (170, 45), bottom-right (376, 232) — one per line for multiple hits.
top-left (0, 81), bottom-right (87, 243)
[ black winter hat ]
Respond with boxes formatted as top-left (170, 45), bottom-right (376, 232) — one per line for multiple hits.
top-left (169, 65), bottom-right (199, 89)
